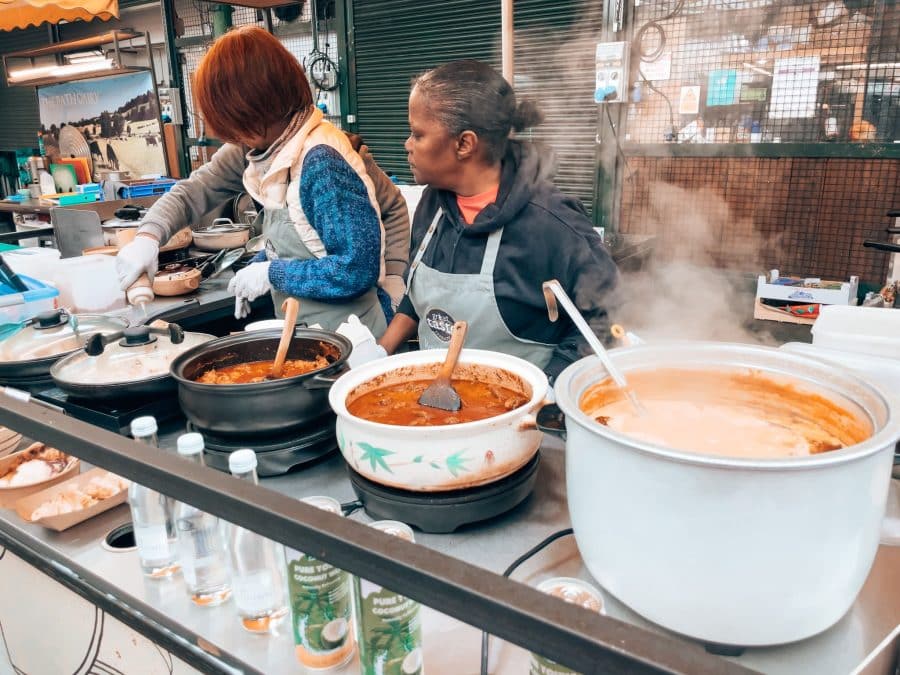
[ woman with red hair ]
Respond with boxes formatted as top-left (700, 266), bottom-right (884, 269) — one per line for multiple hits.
top-left (118, 26), bottom-right (389, 334)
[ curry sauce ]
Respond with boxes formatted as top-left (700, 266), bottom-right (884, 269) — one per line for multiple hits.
top-left (196, 356), bottom-right (330, 384)
top-left (579, 367), bottom-right (872, 458)
top-left (347, 379), bottom-right (528, 426)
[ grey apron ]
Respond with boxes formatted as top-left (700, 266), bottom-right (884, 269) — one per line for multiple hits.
top-left (407, 208), bottom-right (555, 369)
top-left (260, 207), bottom-right (387, 336)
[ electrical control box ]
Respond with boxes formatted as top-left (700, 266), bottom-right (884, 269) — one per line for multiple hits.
top-left (157, 87), bottom-right (183, 125)
top-left (595, 41), bottom-right (629, 103)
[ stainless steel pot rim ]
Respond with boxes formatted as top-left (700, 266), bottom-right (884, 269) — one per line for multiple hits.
top-left (329, 348), bottom-right (549, 434)
top-left (169, 328), bottom-right (351, 391)
top-left (554, 341), bottom-right (900, 470)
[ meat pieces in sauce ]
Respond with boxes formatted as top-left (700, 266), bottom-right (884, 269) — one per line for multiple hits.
top-left (196, 356), bottom-right (330, 384)
top-left (348, 379), bottom-right (528, 426)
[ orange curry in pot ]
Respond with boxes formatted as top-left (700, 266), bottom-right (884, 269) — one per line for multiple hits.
top-left (196, 355), bottom-right (331, 384)
top-left (578, 367), bottom-right (872, 459)
top-left (346, 364), bottom-right (530, 426)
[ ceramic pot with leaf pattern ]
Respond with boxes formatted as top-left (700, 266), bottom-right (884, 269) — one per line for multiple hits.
top-left (328, 349), bottom-right (549, 492)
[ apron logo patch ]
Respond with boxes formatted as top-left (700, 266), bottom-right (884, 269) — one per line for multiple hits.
top-left (425, 309), bottom-right (455, 343)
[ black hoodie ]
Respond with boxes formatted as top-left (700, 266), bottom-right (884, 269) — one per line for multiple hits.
top-left (397, 140), bottom-right (619, 380)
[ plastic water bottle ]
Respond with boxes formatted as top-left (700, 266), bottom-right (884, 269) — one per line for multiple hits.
top-left (175, 433), bottom-right (232, 607)
top-left (128, 416), bottom-right (180, 579)
top-left (227, 449), bottom-right (289, 633)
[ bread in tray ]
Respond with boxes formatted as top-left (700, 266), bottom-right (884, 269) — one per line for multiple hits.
top-left (15, 468), bottom-right (130, 531)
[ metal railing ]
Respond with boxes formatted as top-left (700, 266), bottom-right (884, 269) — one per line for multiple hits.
top-left (0, 396), bottom-right (754, 675)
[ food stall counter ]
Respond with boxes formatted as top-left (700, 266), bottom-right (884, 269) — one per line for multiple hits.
top-left (0, 420), bottom-right (896, 674)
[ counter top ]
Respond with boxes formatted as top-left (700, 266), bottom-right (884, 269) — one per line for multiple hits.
top-left (0, 198), bottom-right (52, 215)
top-left (0, 427), bottom-right (897, 675)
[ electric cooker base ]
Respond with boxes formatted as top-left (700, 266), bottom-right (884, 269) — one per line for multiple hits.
top-left (33, 387), bottom-right (183, 433)
top-left (347, 453), bottom-right (541, 534)
top-left (188, 417), bottom-right (337, 477)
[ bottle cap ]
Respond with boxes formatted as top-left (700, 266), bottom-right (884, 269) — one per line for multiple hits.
top-left (126, 284), bottom-right (155, 306)
top-left (228, 449), bottom-right (257, 474)
top-left (130, 415), bottom-right (158, 438)
top-left (176, 432), bottom-right (205, 456)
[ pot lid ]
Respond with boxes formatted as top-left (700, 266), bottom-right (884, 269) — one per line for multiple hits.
top-left (51, 323), bottom-right (214, 387)
top-left (0, 310), bottom-right (127, 366)
top-left (195, 219), bottom-right (250, 235)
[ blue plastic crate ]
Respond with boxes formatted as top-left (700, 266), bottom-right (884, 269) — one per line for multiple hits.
top-left (117, 179), bottom-right (177, 199)
top-left (0, 274), bottom-right (59, 327)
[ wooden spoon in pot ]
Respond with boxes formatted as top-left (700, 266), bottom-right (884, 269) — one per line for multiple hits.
top-left (268, 297), bottom-right (300, 380)
top-left (418, 321), bottom-right (468, 412)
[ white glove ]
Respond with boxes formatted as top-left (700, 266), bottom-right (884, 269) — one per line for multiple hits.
top-left (234, 296), bottom-right (251, 320)
top-left (228, 261), bottom-right (272, 305)
top-left (381, 274), bottom-right (406, 311)
top-left (116, 236), bottom-right (159, 290)
top-left (336, 315), bottom-right (388, 368)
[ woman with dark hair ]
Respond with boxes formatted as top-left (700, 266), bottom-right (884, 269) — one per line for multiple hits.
top-left (378, 60), bottom-right (619, 381)
top-left (116, 27), bottom-right (394, 334)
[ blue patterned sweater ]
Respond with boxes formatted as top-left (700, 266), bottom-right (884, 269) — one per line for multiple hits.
top-left (260, 145), bottom-right (391, 319)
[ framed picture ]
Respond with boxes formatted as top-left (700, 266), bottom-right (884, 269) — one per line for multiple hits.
top-left (37, 71), bottom-right (167, 180)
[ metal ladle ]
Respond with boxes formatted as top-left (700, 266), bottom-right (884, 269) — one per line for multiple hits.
top-left (542, 279), bottom-right (647, 415)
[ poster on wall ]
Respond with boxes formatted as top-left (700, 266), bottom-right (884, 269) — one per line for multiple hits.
top-left (37, 71), bottom-right (166, 181)
top-left (768, 56), bottom-right (820, 119)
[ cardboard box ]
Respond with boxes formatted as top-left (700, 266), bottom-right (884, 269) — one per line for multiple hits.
top-left (756, 272), bottom-right (858, 306)
top-left (0, 444), bottom-right (80, 508)
top-left (15, 468), bottom-right (128, 532)
top-left (755, 271), bottom-right (858, 324)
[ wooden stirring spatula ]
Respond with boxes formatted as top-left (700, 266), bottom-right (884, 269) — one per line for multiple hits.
top-left (268, 297), bottom-right (300, 380)
top-left (418, 321), bottom-right (468, 411)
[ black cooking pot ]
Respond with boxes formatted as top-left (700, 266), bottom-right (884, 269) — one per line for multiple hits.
top-left (169, 328), bottom-right (351, 437)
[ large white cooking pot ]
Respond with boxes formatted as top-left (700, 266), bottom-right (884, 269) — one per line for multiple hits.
top-left (329, 349), bottom-right (548, 491)
top-left (553, 342), bottom-right (900, 646)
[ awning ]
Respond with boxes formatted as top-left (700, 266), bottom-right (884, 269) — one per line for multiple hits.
top-left (0, 0), bottom-right (118, 32)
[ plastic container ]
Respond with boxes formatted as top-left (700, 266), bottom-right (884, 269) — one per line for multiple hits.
top-left (811, 305), bottom-right (900, 358)
top-left (4, 252), bottom-right (124, 315)
top-left (0, 274), bottom-right (59, 325)
top-left (50, 256), bottom-right (126, 314)
top-left (2, 247), bottom-right (62, 281)
top-left (117, 179), bottom-right (176, 199)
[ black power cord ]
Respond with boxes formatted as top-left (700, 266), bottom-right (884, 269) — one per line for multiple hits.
top-left (604, 103), bottom-right (634, 182)
top-left (479, 528), bottom-right (575, 675)
top-left (633, 0), bottom-right (685, 141)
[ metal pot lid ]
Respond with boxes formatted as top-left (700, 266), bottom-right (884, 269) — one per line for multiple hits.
top-left (51, 323), bottom-right (214, 388)
top-left (0, 310), bottom-right (127, 366)
top-left (195, 219), bottom-right (250, 235)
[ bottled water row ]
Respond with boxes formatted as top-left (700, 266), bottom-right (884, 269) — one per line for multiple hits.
top-left (127, 416), bottom-right (287, 631)
top-left (125, 416), bottom-right (425, 674)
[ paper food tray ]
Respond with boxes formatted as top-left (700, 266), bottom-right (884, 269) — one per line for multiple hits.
top-left (15, 467), bottom-right (128, 531)
top-left (0, 445), bottom-right (80, 508)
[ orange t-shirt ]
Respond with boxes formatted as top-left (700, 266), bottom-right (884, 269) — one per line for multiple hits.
top-left (456, 185), bottom-right (499, 225)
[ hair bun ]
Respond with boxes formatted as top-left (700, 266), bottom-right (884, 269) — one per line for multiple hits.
top-left (511, 100), bottom-right (543, 131)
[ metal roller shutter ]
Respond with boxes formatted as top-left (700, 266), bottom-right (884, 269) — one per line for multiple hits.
top-left (350, 0), bottom-right (601, 212)
top-left (351, 0), bottom-right (500, 182)
top-left (0, 28), bottom-right (46, 152)
top-left (512, 0), bottom-right (602, 214)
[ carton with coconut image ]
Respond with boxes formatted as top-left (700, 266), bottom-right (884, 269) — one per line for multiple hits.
top-left (286, 496), bottom-right (355, 669)
top-left (354, 520), bottom-right (424, 675)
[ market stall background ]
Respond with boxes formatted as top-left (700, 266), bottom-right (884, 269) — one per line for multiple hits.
top-left (0, 0), bottom-right (897, 287)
